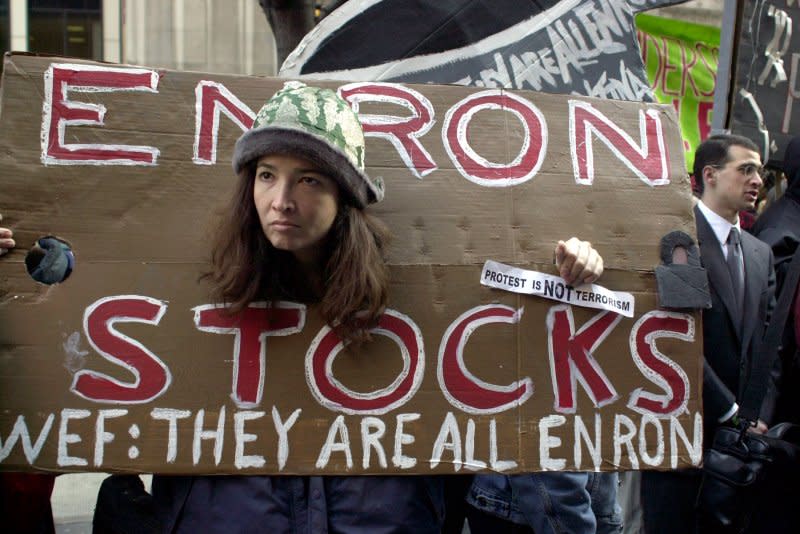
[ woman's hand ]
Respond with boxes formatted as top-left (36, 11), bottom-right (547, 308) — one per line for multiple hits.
top-left (554, 237), bottom-right (603, 286)
top-left (0, 214), bottom-right (15, 256)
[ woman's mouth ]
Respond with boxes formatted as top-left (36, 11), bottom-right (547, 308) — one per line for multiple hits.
top-left (270, 220), bottom-right (299, 230)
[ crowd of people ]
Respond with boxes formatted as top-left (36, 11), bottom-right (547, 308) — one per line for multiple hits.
top-left (0, 82), bottom-right (798, 533)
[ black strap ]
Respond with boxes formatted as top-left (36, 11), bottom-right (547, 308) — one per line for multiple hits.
top-left (739, 245), bottom-right (800, 421)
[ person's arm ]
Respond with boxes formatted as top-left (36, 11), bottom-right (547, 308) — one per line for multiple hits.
top-left (755, 250), bottom-right (781, 432)
top-left (702, 359), bottom-right (738, 424)
top-left (754, 227), bottom-right (796, 294)
top-left (0, 214), bottom-right (15, 256)
top-left (554, 237), bottom-right (604, 285)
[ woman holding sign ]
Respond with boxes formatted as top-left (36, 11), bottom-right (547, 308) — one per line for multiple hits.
top-left (152, 81), bottom-right (447, 533)
top-left (151, 82), bottom-right (604, 533)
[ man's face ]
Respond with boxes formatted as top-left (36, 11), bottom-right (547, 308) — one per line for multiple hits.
top-left (702, 145), bottom-right (763, 222)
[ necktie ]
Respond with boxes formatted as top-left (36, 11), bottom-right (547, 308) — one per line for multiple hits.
top-left (726, 227), bottom-right (744, 322)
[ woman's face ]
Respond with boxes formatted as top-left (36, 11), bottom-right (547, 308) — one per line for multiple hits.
top-left (253, 153), bottom-right (340, 266)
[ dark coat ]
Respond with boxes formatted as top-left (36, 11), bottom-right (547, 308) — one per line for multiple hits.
top-left (152, 474), bottom-right (445, 534)
top-left (695, 206), bottom-right (776, 431)
top-left (752, 176), bottom-right (800, 292)
top-left (752, 169), bottom-right (800, 424)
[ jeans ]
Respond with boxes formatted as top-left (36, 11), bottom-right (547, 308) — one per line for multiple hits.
top-left (467, 472), bottom-right (622, 534)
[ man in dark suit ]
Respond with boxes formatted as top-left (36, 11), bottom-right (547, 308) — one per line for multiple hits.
top-left (641, 134), bottom-right (776, 534)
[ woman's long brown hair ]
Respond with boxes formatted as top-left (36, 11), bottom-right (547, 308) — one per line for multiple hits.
top-left (202, 166), bottom-right (390, 345)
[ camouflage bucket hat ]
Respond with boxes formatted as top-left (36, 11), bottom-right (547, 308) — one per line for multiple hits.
top-left (233, 81), bottom-right (384, 207)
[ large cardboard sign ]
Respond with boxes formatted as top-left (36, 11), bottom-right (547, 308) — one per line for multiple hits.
top-left (729, 0), bottom-right (800, 168)
top-left (0, 54), bottom-right (700, 475)
top-left (280, 0), bottom-right (689, 102)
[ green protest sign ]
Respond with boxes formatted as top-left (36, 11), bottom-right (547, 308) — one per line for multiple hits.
top-left (637, 14), bottom-right (720, 172)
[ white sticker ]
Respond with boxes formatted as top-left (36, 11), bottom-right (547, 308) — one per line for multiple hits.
top-left (480, 260), bottom-right (635, 318)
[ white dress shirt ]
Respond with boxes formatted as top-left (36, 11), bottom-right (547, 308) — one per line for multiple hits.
top-left (696, 199), bottom-right (740, 260)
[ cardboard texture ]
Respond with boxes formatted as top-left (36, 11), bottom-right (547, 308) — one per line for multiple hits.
top-left (0, 54), bottom-right (699, 475)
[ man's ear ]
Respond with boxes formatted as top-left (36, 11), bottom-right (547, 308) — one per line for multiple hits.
top-left (702, 165), bottom-right (716, 188)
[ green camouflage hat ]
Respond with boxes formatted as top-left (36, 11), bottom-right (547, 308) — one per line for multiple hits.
top-left (233, 81), bottom-right (384, 206)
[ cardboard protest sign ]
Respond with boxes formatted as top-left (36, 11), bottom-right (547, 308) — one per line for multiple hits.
top-left (728, 0), bottom-right (800, 168)
top-left (636, 14), bottom-right (720, 171)
top-left (279, 0), bottom-right (689, 102)
top-left (0, 54), bottom-right (700, 475)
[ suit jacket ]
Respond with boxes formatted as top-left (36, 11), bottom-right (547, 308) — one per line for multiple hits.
top-left (695, 206), bottom-right (776, 432)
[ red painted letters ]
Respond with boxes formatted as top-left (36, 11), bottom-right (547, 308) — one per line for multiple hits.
top-left (339, 83), bottom-right (437, 178)
top-left (306, 310), bottom-right (424, 414)
top-left (443, 90), bottom-right (547, 186)
top-left (72, 296), bottom-right (170, 403)
top-left (547, 305), bottom-right (621, 413)
top-left (70, 296), bottom-right (692, 417)
top-left (38, 63), bottom-right (673, 196)
top-left (193, 302), bottom-right (306, 407)
top-left (193, 81), bottom-right (255, 164)
top-left (42, 63), bottom-right (160, 165)
top-left (438, 305), bottom-right (533, 414)
top-left (628, 311), bottom-right (693, 416)
top-left (569, 100), bottom-right (669, 186)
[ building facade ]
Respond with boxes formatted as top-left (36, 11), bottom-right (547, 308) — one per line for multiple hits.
top-left (1, 0), bottom-right (277, 75)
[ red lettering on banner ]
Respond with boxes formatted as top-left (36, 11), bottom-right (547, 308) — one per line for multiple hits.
top-left (637, 31), bottom-right (663, 92)
top-left (547, 305), bottom-right (621, 413)
top-left (193, 302), bottom-right (306, 408)
top-left (636, 30), bottom-right (646, 64)
top-left (681, 42), bottom-right (698, 97)
top-left (569, 100), bottom-right (669, 187)
top-left (438, 305), bottom-right (532, 414)
top-left (660, 36), bottom-right (681, 97)
top-left (306, 309), bottom-right (424, 414)
top-left (41, 63), bottom-right (160, 165)
top-left (628, 311), bottom-right (693, 417)
top-left (696, 43), bottom-right (719, 98)
top-left (339, 83), bottom-right (437, 178)
top-left (193, 81), bottom-right (255, 165)
top-left (698, 101), bottom-right (713, 142)
top-left (72, 296), bottom-right (170, 403)
top-left (442, 90), bottom-right (547, 186)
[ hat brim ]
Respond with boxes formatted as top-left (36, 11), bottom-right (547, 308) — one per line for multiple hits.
top-left (232, 127), bottom-right (381, 208)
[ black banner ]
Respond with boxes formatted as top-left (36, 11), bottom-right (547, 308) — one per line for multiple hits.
top-left (280, 0), bottom-right (690, 102)
top-left (729, 0), bottom-right (800, 169)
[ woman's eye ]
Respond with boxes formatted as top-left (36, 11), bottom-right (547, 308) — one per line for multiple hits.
top-left (257, 171), bottom-right (274, 181)
top-left (300, 176), bottom-right (320, 185)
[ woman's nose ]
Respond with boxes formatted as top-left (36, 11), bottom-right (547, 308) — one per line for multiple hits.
top-left (271, 180), bottom-right (295, 211)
